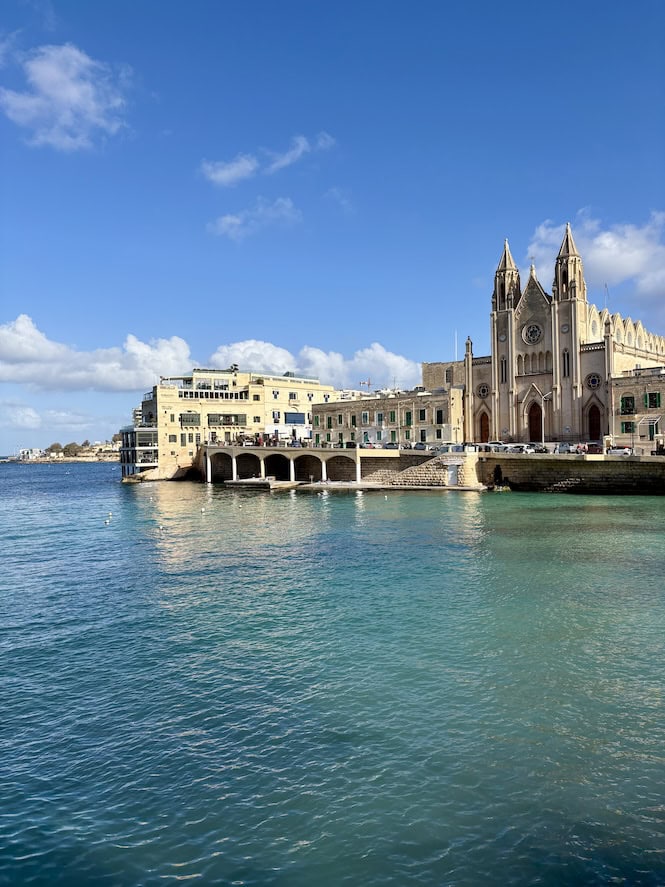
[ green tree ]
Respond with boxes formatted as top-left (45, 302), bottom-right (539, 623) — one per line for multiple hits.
top-left (63, 442), bottom-right (82, 457)
top-left (81, 439), bottom-right (90, 448)
top-left (46, 442), bottom-right (63, 453)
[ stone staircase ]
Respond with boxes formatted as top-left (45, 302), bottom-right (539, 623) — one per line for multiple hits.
top-left (363, 455), bottom-right (455, 487)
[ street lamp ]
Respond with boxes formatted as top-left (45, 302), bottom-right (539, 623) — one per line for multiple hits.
top-left (533, 385), bottom-right (552, 449)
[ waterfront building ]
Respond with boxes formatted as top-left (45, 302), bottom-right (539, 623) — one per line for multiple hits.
top-left (424, 224), bottom-right (665, 450)
top-left (311, 387), bottom-right (464, 449)
top-left (120, 368), bottom-right (336, 479)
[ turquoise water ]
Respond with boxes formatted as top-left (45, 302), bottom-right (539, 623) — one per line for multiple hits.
top-left (2, 463), bottom-right (665, 886)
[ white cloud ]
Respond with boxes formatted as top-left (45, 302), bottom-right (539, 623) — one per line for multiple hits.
top-left (0, 315), bottom-right (193, 390)
top-left (0, 42), bottom-right (130, 150)
top-left (202, 131), bottom-right (336, 186)
top-left (0, 316), bottom-right (421, 398)
top-left (200, 153), bottom-right (258, 187)
top-left (209, 340), bottom-right (297, 374)
top-left (527, 212), bottom-right (665, 307)
top-left (207, 196), bottom-right (302, 241)
top-left (0, 401), bottom-right (42, 430)
top-left (209, 338), bottom-right (420, 390)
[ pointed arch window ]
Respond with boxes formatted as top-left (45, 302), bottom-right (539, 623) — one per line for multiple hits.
top-left (562, 349), bottom-right (570, 378)
top-left (500, 357), bottom-right (507, 384)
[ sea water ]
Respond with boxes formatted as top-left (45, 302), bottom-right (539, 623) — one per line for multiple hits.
top-left (1, 462), bottom-right (664, 886)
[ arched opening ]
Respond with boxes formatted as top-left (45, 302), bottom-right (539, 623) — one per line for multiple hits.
top-left (264, 453), bottom-right (291, 481)
top-left (479, 412), bottom-right (490, 442)
top-left (236, 453), bottom-right (261, 479)
top-left (588, 404), bottom-right (601, 441)
top-left (528, 402), bottom-right (542, 442)
top-left (211, 453), bottom-right (233, 482)
top-left (294, 454), bottom-right (322, 481)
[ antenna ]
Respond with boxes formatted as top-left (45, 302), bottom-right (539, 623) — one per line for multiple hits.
top-left (359, 378), bottom-right (372, 392)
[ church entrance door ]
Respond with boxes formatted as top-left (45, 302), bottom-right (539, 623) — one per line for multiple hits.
top-left (528, 403), bottom-right (542, 442)
top-left (588, 404), bottom-right (601, 441)
top-left (479, 412), bottom-right (489, 442)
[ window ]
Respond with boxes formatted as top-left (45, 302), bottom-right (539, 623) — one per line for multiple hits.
top-left (253, 394), bottom-right (260, 401)
top-left (390, 430), bottom-right (396, 442)
top-left (272, 390), bottom-right (279, 399)
top-left (253, 416), bottom-right (261, 423)
top-left (445, 368), bottom-right (453, 383)
top-left (621, 421), bottom-right (635, 433)
top-left (620, 396), bottom-right (635, 415)
top-left (168, 434), bottom-right (177, 443)
top-left (376, 412), bottom-right (383, 424)
top-left (436, 409), bottom-right (444, 424)
top-left (273, 411), bottom-right (281, 421)
top-left (645, 392), bottom-right (661, 409)
top-left (351, 414), bottom-right (357, 427)
top-left (436, 429), bottom-right (442, 439)
top-left (362, 411), bottom-right (369, 424)
top-left (338, 414), bottom-right (343, 425)
top-left (419, 409), bottom-right (426, 421)
top-left (170, 414), bottom-right (175, 422)
top-left (314, 416), bottom-right (320, 427)
top-left (188, 433), bottom-right (194, 443)
top-left (405, 411), bottom-right (412, 426)
top-left (180, 413), bottom-right (200, 426)
top-left (500, 357), bottom-right (507, 384)
top-left (405, 429), bottom-right (411, 440)
top-left (562, 349), bottom-right (570, 378)
top-left (180, 433), bottom-right (186, 446)
top-left (420, 430), bottom-right (427, 442)
top-left (377, 431), bottom-right (383, 441)
top-left (326, 432), bottom-right (331, 442)
top-left (315, 433), bottom-right (320, 445)
top-left (389, 410), bottom-right (396, 423)
top-left (285, 412), bottom-right (306, 424)
top-left (289, 392), bottom-right (297, 400)
top-left (195, 434), bottom-right (201, 444)
top-left (327, 416), bottom-right (332, 429)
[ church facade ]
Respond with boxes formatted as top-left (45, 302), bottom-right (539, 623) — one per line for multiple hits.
top-left (426, 225), bottom-right (665, 448)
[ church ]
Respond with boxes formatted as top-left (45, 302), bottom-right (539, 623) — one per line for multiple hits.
top-left (426, 224), bottom-right (665, 449)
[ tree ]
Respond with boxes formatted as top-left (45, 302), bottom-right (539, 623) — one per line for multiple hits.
top-left (81, 439), bottom-right (90, 448)
top-left (46, 442), bottom-right (63, 453)
top-left (63, 442), bottom-right (82, 457)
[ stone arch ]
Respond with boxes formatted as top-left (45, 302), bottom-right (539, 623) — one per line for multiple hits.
top-left (625, 317), bottom-right (635, 348)
top-left (293, 454), bottom-right (322, 482)
top-left (325, 455), bottom-right (357, 482)
top-left (517, 354), bottom-right (524, 375)
top-left (264, 453), bottom-right (291, 481)
top-left (613, 313), bottom-right (624, 344)
top-left (211, 452), bottom-right (233, 482)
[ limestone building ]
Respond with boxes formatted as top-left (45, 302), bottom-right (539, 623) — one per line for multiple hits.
top-left (311, 386), bottom-right (464, 448)
top-left (424, 224), bottom-right (665, 449)
top-left (120, 368), bottom-right (336, 478)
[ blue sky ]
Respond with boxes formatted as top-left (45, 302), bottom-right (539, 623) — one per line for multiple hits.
top-left (1, 0), bottom-right (664, 454)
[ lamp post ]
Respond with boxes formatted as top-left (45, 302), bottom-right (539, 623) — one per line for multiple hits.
top-left (533, 385), bottom-right (552, 449)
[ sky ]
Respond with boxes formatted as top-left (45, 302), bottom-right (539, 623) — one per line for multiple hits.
top-left (1, 0), bottom-right (664, 454)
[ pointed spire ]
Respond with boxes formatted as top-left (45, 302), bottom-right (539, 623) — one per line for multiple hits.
top-left (497, 239), bottom-right (517, 271)
top-left (557, 222), bottom-right (580, 259)
top-left (529, 263), bottom-right (537, 279)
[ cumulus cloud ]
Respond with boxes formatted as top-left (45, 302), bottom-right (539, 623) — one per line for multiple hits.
top-left (209, 338), bottom-right (420, 390)
top-left (0, 42), bottom-right (130, 150)
top-left (200, 153), bottom-right (259, 187)
top-left (0, 315), bottom-right (193, 390)
top-left (527, 212), bottom-right (665, 306)
top-left (207, 196), bottom-right (302, 241)
top-left (0, 316), bottom-right (421, 398)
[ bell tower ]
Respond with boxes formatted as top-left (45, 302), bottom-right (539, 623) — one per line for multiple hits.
top-left (492, 239), bottom-right (521, 311)
top-left (552, 222), bottom-right (587, 302)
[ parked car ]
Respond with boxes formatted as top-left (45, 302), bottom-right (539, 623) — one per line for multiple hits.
top-left (555, 442), bottom-right (576, 454)
top-left (383, 442), bottom-right (399, 449)
top-left (507, 444), bottom-right (535, 454)
top-left (344, 441), bottom-right (357, 448)
top-left (413, 442), bottom-right (428, 450)
top-left (585, 442), bottom-right (604, 454)
top-left (527, 443), bottom-right (549, 453)
top-left (607, 446), bottom-right (633, 455)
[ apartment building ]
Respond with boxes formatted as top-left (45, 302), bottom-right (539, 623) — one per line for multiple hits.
top-left (120, 368), bottom-right (336, 479)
